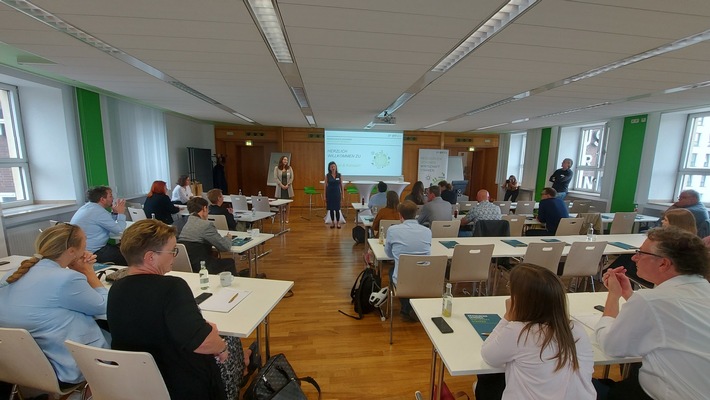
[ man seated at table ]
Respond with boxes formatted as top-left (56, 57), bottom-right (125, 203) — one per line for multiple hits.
top-left (368, 181), bottom-right (388, 209)
top-left (459, 189), bottom-right (501, 236)
top-left (594, 226), bottom-right (710, 400)
top-left (526, 187), bottom-right (569, 236)
top-left (70, 186), bottom-right (127, 265)
top-left (178, 197), bottom-right (238, 275)
top-left (417, 185), bottom-right (452, 227)
top-left (666, 189), bottom-right (710, 237)
top-left (385, 200), bottom-right (432, 321)
top-left (207, 189), bottom-right (237, 231)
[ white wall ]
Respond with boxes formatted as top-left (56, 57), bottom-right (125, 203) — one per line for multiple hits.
top-left (165, 113), bottom-right (214, 187)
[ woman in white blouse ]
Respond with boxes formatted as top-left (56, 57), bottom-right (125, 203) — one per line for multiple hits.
top-left (171, 175), bottom-right (194, 204)
top-left (273, 156), bottom-right (294, 223)
top-left (478, 263), bottom-right (595, 400)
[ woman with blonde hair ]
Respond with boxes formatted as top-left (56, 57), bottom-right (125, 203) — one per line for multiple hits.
top-left (662, 208), bottom-right (697, 234)
top-left (274, 155), bottom-right (294, 223)
top-left (0, 223), bottom-right (108, 385)
top-left (478, 263), bottom-right (595, 399)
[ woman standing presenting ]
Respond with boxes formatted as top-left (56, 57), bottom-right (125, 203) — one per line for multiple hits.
top-left (324, 161), bottom-right (344, 229)
top-left (273, 156), bottom-right (294, 223)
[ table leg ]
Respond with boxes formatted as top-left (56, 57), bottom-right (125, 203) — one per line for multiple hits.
top-left (264, 315), bottom-right (271, 360)
top-left (428, 346), bottom-right (442, 400)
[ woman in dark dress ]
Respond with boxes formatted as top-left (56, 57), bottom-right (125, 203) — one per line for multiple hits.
top-left (144, 180), bottom-right (179, 224)
top-left (324, 161), bottom-right (343, 229)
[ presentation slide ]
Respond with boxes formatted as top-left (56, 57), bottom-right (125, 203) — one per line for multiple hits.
top-left (324, 130), bottom-right (403, 177)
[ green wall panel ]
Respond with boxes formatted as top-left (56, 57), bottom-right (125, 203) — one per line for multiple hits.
top-left (610, 115), bottom-right (647, 212)
top-left (534, 128), bottom-right (552, 201)
top-left (76, 88), bottom-right (108, 187)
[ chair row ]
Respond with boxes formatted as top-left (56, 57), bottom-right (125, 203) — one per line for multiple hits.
top-left (0, 328), bottom-right (169, 400)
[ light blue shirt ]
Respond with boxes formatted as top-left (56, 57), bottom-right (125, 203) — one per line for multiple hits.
top-left (70, 202), bottom-right (127, 253)
top-left (368, 192), bottom-right (387, 209)
top-left (0, 259), bottom-right (109, 383)
top-left (384, 219), bottom-right (432, 285)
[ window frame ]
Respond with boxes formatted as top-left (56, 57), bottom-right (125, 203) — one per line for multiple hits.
top-left (571, 124), bottom-right (608, 194)
top-left (0, 83), bottom-right (33, 207)
top-left (676, 111), bottom-right (710, 201)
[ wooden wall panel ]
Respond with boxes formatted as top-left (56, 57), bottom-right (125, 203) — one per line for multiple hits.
top-left (215, 125), bottom-right (499, 206)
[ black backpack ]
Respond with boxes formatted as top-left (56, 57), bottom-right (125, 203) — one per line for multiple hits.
top-left (352, 225), bottom-right (367, 243)
top-left (339, 267), bottom-right (382, 320)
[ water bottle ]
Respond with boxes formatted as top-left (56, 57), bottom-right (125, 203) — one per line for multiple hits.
top-left (151, 213), bottom-right (156, 220)
top-left (454, 203), bottom-right (459, 218)
top-left (587, 223), bottom-right (595, 241)
top-left (239, 189), bottom-right (243, 195)
top-left (258, 191), bottom-right (262, 197)
top-left (442, 283), bottom-right (453, 317)
top-left (252, 208), bottom-right (256, 217)
top-left (361, 197), bottom-right (365, 205)
top-left (199, 261), bottom-right (209, 290)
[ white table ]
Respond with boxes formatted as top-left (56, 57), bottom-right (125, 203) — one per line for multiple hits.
top-left (170, 271), bottom-right (293, 365)
top-left (368, 234), bottom-right (646, 262)
top-left (411, 293), bottom-right (640, 400)
top-left (217, 230), bottom-right (275, 277)
top-left (383, 181), bottom-right (410, 197)
top-left (0, 255), bottom-right (30, 271)
top-left (352, 202), bottom-right (371, 224)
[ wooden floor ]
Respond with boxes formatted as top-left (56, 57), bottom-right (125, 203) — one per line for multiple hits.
top-left (244, 208), bottom-right (618, 399)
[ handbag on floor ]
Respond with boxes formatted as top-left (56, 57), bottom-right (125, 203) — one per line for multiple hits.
top-left (244, 353), bottom-right (321, 400)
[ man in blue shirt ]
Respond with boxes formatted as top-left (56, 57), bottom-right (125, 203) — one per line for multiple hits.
top-left (368, 181), bottom-right (388, 209)
top-left (70, 186), bottom-right (127, 264)
top-left (667, 189), bottom-right (710, 237)
top-left (526, 187), bottom-right (569, 236)
top-left (385, 200), bottom-right (432, 321)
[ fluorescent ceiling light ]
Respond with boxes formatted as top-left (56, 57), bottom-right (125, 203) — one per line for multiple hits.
top-left (245, 0), bottom-right (293, 63)
top-left (305, 115), bottom-right (316, 125)
top-left (423, 121), bottom-right (449, 129)
top-left (432, 0), bottom-right (539, 73)
top-left (474, 122), bottom-right (509, 131)
top-left (290, 87), bottom-right (309, 108)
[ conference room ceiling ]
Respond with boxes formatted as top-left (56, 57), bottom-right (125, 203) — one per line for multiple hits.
top-left (1, 0), bottom-right (709, 133)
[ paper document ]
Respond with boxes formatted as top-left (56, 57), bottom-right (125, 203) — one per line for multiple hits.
top-left (572, 313), bottom-right (602, 330)
top-left (199, 289), bottom-right (251, 313)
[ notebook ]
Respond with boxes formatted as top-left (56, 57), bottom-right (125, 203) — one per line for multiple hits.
top-left (465, 314), bottom-right (502, 340)
top-left (541, 238), bottom-right (570, 246)
top-left (501, 239), bottom-right (527, 247)
top-left (232, 237), bottom-right (253, 247)
top-left (608, 241), bottom-right (638, 250)
top-left (199, 289), bottom-right (251, 313)
top-left (439, 240), bottom-right (459, 249)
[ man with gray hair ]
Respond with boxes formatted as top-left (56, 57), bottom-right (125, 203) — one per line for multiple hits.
top-left (549, 158), bottom-right (573, 199)
top-left (667, 189), bottom-right (709, 236)
top-left (594, 226), bottom-right (710, 399)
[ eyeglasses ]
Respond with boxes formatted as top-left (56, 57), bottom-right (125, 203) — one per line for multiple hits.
top-left (635, 249), bottom-right (664, 258)
top-left (154, 247), bottom-right (180, 257)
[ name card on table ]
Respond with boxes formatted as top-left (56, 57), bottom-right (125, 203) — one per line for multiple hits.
top-left (501, 239), bottom-right (527, 247)
top-left (465, 314), bottom-right (502, 340)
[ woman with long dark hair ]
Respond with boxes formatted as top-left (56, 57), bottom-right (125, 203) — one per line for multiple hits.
top-left (324, 161), bottom-right (343, 229)
top-left (502, 175), bottom-right (520, 202)
top-left (273, 156), bottom-right (294, 223)
top-left (478, 263), bottom-right (595, 399)
top-left (171, 175), bottom-right (194, 204)
top-left (404, 181), bottom-right (426, 205)
top-left (144, 180), bottom-right (179, 224)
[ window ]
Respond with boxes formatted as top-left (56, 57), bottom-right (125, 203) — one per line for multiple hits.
top-left (573, 125), bottom-right (607, 194)
top-left (507, 132), bottom-right (527, 183)
top-left (0, 83), bottom-right (32, 207)
top-left (678, 112), bottom-right (710, 200)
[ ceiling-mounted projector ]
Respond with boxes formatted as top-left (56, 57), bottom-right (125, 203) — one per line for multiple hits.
top-left (373, 114), bottom-right (396, 124)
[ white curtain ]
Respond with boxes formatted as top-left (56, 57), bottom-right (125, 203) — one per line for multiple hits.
top-left (102, 96), bottom-right (169, 198)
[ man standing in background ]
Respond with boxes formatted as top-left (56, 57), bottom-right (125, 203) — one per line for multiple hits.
top-left (549, 158), bottom-right (574, 199)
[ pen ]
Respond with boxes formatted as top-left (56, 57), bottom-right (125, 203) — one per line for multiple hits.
top-left (229, 293), bottom-right (239, 303)
top-left (481, 332), bottom-right (491, 336)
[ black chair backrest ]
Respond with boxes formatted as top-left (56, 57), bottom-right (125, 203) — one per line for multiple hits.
top-left (177, 241), bottom-right (213, 272)
top-left (473, 220), bottom-right (510, 237)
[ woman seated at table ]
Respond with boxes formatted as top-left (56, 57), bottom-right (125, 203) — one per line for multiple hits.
top-left (178, 197), bottom-right (236, 275)
top-left (478, 263), bottom-right (595, 400)
top-left (0, 224), bottom-right (108, 385)
top-left (373, 191), bottom-right (400, 237)
top-left (404, 181), bottom-right (426, 205)
top-left (144, 180), bottom-right (180, 224)
top-left (171, 174), bottom-right (194, 204)
top-left (207, 189), bottom-right (237, 231)
top-left (107, 220), bottom-right (255, 400)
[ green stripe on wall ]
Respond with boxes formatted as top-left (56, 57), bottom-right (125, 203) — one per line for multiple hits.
top-left (610, 115), bottom-right (647, 212)
top-left (534, 128), bottom-right (552, 201)
top-left (76, 88), bottom-right (109, 187)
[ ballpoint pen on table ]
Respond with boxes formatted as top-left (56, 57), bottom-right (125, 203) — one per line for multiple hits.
top-left (229, 293), bottom-right (239, 303)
